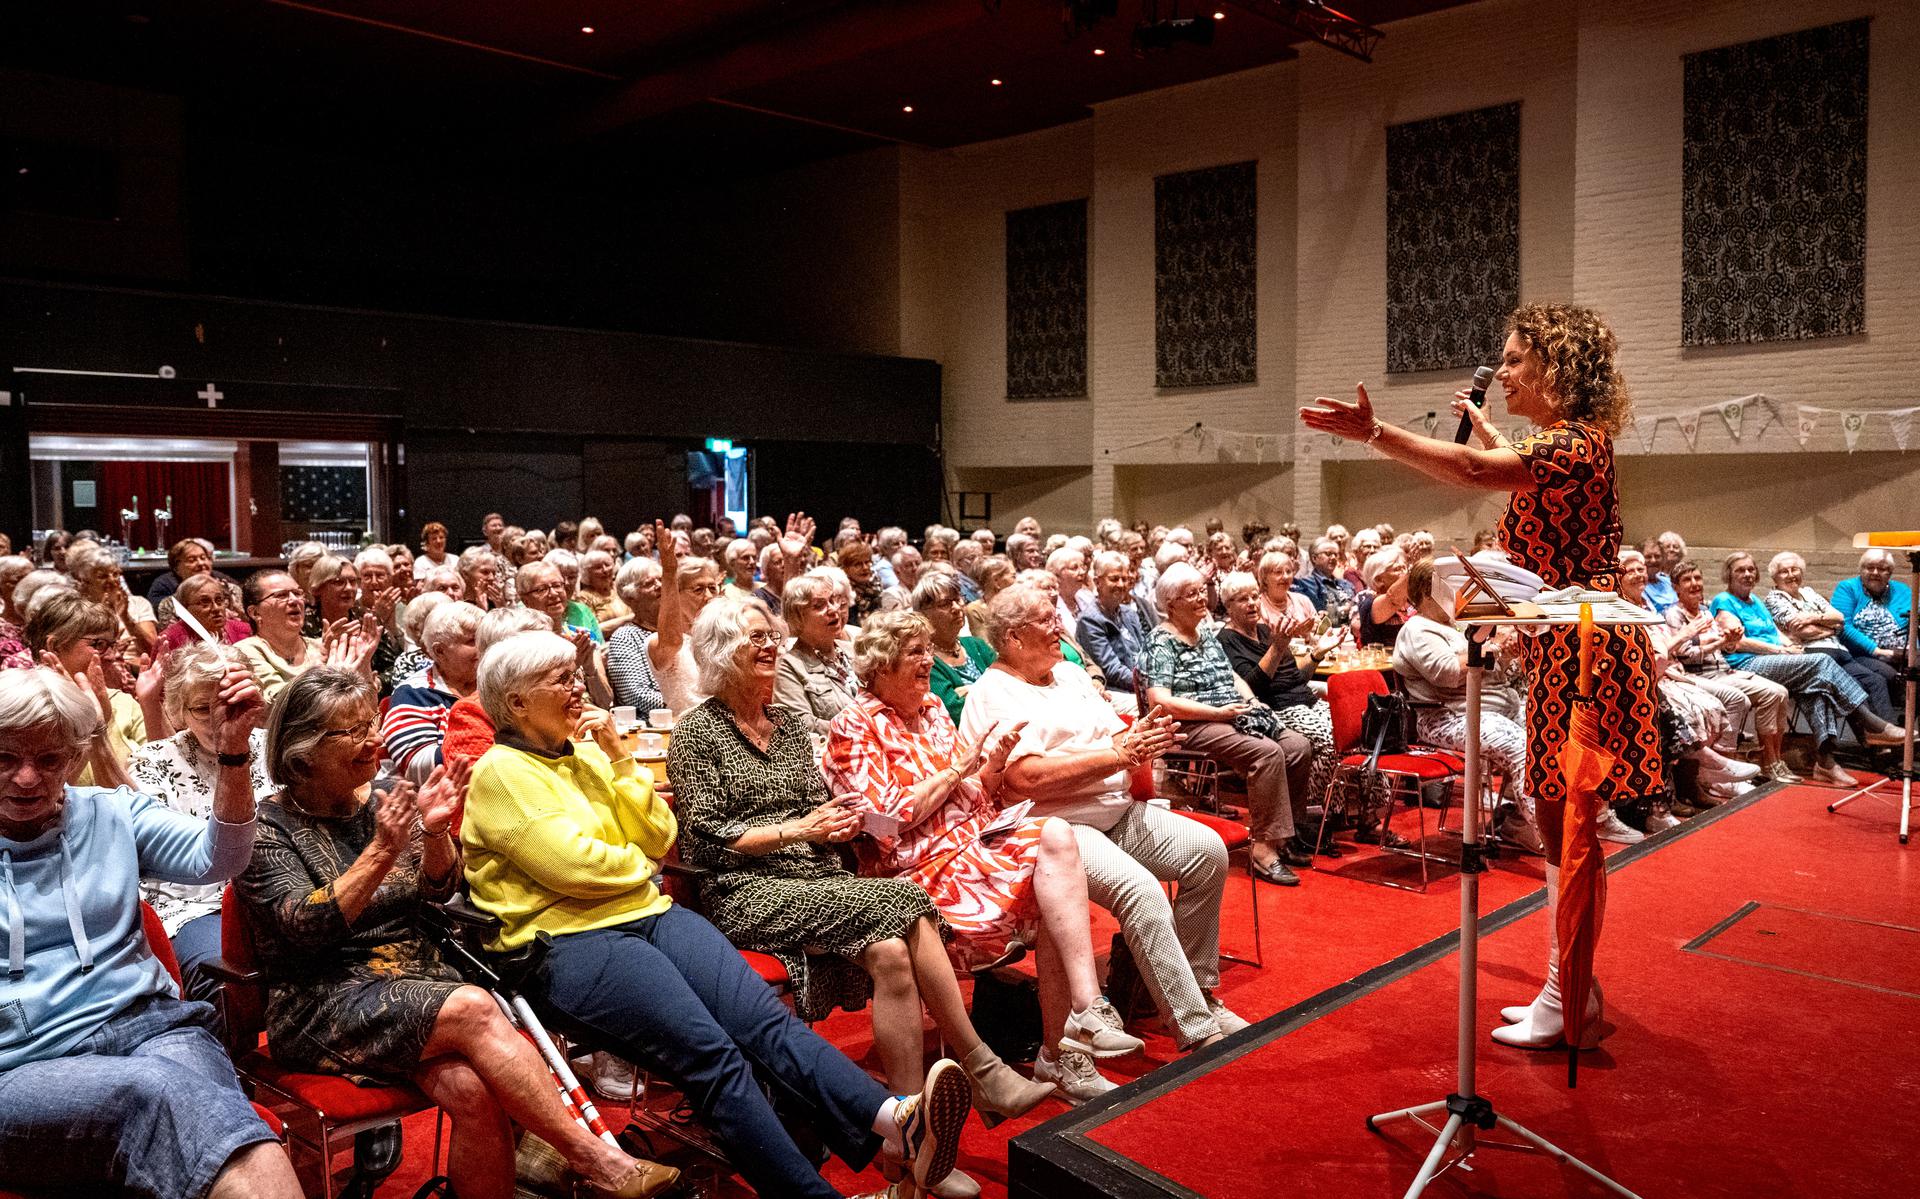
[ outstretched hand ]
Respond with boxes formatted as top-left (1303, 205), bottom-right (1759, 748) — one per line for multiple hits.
top-left (1299, 383), bottom-right (1377, 442)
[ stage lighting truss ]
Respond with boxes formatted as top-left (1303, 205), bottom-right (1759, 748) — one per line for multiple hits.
top-left (1231, 0), bottom-right (1386, 62)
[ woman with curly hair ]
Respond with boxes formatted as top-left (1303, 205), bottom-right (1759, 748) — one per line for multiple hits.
top-left (1302, 303), bottom-right (1662, 1054)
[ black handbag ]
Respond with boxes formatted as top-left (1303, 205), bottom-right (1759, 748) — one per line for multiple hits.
top-left (1359, 690), bottom-right (1411, 765)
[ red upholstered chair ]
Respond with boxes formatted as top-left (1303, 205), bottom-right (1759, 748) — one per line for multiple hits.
top-left (207, 887), bottom-right (442, 1199)
top-left (1131, 761), bottom-right (1263, 967)
top-left (1323, 669), bottom-right (1464, 892)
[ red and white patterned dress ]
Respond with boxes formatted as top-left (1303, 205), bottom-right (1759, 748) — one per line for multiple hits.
top-left (824, 692), bottom-right (1046, 970)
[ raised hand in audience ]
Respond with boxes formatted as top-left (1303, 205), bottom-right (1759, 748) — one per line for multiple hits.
top-left (1114, 705), bottom-right (1179, 766)
top-left (370, 585), bottom-right (402, 627)
top-left (413, 759), bottom-right (470, 836)
top-left (211, 662), bottom-right (267, 747)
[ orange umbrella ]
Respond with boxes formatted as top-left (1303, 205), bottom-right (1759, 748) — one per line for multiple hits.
top-left (1554, 603), bottom-right (1613, 1085)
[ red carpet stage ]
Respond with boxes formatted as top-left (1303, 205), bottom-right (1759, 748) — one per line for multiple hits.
top-left (1012, 778), bottom-right (1919, 1199)
top-left (370, 778), bottom-right (1917, 1197)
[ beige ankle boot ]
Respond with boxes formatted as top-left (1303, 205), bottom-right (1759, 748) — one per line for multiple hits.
top-left (962, 1042), bottom-right (1056, 1127)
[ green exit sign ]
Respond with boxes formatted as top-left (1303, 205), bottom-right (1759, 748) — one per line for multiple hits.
top-left (704, 437), bottom-right (733, 452)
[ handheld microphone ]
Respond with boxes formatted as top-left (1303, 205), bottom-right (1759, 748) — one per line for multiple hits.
top-left (1454, 365), bottom-right (1496, 444)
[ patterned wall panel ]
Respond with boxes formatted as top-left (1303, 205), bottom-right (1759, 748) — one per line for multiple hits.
top-left (1385, 103), bottom-right (1520, 374)
top-left (1682, 19), bottom-right (1868, 346)
top-left (281, 466), bottom-right (367, 523)
top-left (1005, 199), bottom-right (1089, 399)
top-left (1155, 161), bottom-right (1257, 388)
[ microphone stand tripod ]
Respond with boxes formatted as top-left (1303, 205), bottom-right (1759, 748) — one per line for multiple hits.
top-left (1826, 546), bottom-right (1918, 844)
top-left (1366, 627), bottom-right (1643, 1198)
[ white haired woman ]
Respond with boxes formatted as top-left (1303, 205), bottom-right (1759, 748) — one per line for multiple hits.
top-left (381, 601), bottom-right (484, 784)
top-left (388, 588), bottom-right (451, 683)
top-left (465, 629), bottom-right (970, 1199)
top-left (1255, 549), bottom-right (1318, 637)
top-left (128, 642), bottom-right (281, 1007)
top-left (825, 610), bottom-right (1136, 1115)
top-left (774, 571), bottom-right (860, 752)
top-left (1766, 550), bottom-right (1899, 722)
top-left (577, 548), bottom-right (633, 635)
top-left (456, 545), bottom-right (499, 610)
top-left (66, 538), bottom-right (160, 656)
top-left (1014, 568), bottom-right (1096, 676)
top-left (1355, 546), bottom-right (1412, 649)
top-left (964, 554), bottom-right (1016, 640)
top-left (1145, 562), bottom-right (1316, 884)
top-left (603, 524), bottom-right (711, 716)
top-left (1046, 546), bottom-right (1089, 640)
top-left (239, 667), bottom-right (673, 1199)
top-left (0, 664), bottom-right (302, 1199)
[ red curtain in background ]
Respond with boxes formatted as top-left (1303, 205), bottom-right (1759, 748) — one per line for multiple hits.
top-left (95, 461), bottom-right (233, 550)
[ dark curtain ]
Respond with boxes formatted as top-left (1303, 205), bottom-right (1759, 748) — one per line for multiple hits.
top-left (95, 461), bottom-right (232, 549)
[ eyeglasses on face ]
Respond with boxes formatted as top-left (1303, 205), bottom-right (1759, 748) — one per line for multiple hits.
top-left (321, 721), bottom-right (379, 747)
top-left (0, 749), bottom-right (76, 778)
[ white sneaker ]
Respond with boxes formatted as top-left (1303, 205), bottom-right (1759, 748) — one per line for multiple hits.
top-left (1644, 807), bottom-right (1682, 833)
top-left (1061, 1003), bottom-right (1144, 1059)
top-left (1034, 1048), bottom-right (1118, 1105)
top-left (1207, 995), bottom-right (1250, 1036)
top-left (585, 1050), bottom-right (637, 1100)
top-left (1594, 807), bottom-right (1645, 845)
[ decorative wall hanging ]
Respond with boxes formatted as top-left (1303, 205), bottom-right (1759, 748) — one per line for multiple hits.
top-left (282, 466), bottom-right (368, 523)
top-left (1155, 161), bottom-right (1257, 388)
top-left (1385, 102), bottom-right (1520, 374)
top-left (1005, 199), bottom-right (1089, 399)
top-left (1681, 19), bottom-right (1869, 346)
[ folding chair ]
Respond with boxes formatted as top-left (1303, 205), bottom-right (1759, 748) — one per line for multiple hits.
top-left (206, 888), bottom-right (444, 1199)
top-left (1321, 670), bottom-right (1464, 893)
top-left (1130, 761), bottom-right (1263, 967)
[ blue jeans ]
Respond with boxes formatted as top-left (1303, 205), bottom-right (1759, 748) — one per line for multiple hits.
top-left (534, 904), bottom-right (891, 1199)
top-left (0, 994), bottom-right (275, 1198)
top-left (171, 911), bottom-right (225, 1010)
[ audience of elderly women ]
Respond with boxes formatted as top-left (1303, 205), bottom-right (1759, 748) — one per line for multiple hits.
top-left (381, 601), bottom-right (483, 784)
top-left (1765, 551), bottom-right (1898, 722)
top-left (127, 642), bottom-right (279, 1010)
top-left (670, 602), bottom-right (1049, 1195)
top-left (455, 545), bottom-right (501, 611)
top-left (827, 609), bottom-right (1147, 1115)
top-left (235, 570), bottom-right (322, 699)
top-left (1255, 549), bottom-right (1318, 635)
top-left (1664, 559), bottom-right (1795, 786)
top-left (775, 571), bottom-right (862, 748)
top-left (958, 583), bottom-right (1248, 1072)
top-left (443, 607), bottom-right (555, 764)
top-left (613, 530), bottom-right (713, 716)
top-left (1831, 548), bottom-right (1912, 663)
top-left (238, 667), bottom-right (675, 1199)
top-left (1143, 563), bottom-right (1316, 884)
top-left (66, 539), bottom-right (160, 656)
top-left (0, 664), bottom-right (302, 1199)
top-left (151, 538), bottom-right (246, 633)
top-left (1075, 550), bottom-right (1151, 717)
top-left (1711, 551), bottom-right (1903, 785)
top-left (453, 622), bottom-right (971, 1199)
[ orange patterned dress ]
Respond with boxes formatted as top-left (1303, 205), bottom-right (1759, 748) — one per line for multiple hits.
top-left (824, 692), bottom-right (1046, 970)
top-left (1499, 421), bottom-right (1666, 807)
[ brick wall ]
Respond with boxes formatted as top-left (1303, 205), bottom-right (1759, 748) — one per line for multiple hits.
top-left (902, 0), bottom-right (1918, 591)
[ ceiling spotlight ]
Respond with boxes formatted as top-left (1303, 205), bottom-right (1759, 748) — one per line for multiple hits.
top-left (991, 78), bottom-right (1003, 86)
top-left (1093, 47), bottom-right (1106, 55)
top-left (1214, 10), bottom-right (1226, 18)
top-left (903, 105), bottom-right (914, 113)
top-left (580, 25), bottom-right (594, 34)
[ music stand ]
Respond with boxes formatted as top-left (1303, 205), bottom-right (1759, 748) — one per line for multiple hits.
top-left (1827, 532), bottom-right (1920, 844)
top-left (1366, 603), bottom-right (1654, 1199)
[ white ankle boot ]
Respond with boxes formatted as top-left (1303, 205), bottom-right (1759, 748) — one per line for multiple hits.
top-left (1493, 864), bottom-right (1607, 1050)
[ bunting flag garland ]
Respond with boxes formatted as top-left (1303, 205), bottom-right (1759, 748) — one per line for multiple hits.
top-left (1422, 411), bottom-right (1440, 437)
top-left (1676, 409), bottom-right (1702, 450)
top-left (1892, 410), bottom-right (1913, 453)
top-left (1796, 406), bottom-right (1820, 447)
top-left (1719, 400), bottom-right (1746, 442)
top-left (1842, 411), bottom-right (1866, 453)
top-left (1634, 416), bottom-right (1661, 454)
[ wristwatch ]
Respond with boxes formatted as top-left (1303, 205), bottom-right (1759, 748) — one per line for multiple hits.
top-left (216, 750), bottom-right (250, 767)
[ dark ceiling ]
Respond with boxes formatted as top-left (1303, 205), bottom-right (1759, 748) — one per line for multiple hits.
top-left (4, 0), bottom-right (1476, 183)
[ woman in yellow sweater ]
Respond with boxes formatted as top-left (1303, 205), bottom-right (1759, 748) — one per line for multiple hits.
top-left (461, 631), bottom-right (972, 1199)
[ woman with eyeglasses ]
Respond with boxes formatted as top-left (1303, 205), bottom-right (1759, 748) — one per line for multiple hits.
top-left (237, 569), bottom-right (378, 701)
top-left (157, 571), bottom-right (255, 655)
top-left (24, 590), bottom-right (150, 784)
top-left (238, 667), bottom-right (676, 1199)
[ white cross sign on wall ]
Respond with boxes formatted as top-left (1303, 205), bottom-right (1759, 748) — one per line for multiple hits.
top-left (198, 383), bottom-right (224, 408)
